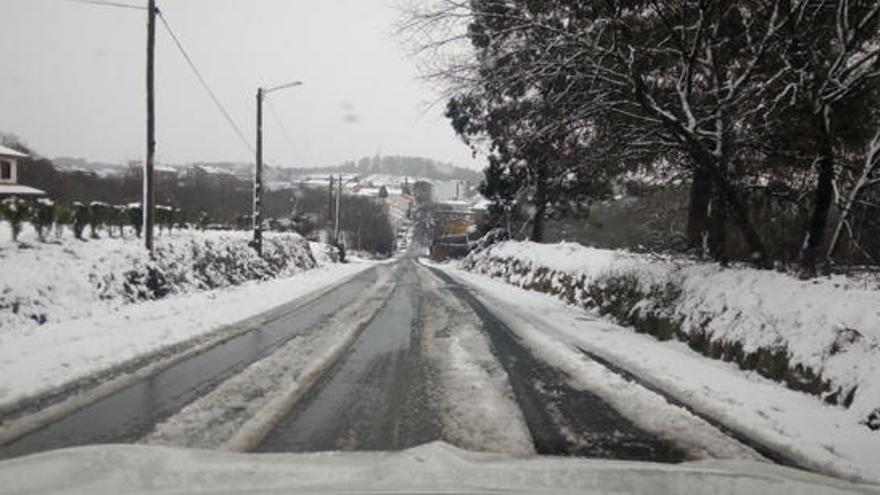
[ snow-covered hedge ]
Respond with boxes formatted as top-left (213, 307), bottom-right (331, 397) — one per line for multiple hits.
top-left (0, 228), bottom-right (317, 330)
top-left (462, 241), bottom-right (880, 430)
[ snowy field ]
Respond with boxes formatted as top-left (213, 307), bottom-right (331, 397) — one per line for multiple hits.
top-left (434, 258), bottom-right (880, 483)
top-left (461, 241), bottom-right (880, 430)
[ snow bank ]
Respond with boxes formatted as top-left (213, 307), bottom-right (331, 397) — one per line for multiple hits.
top-left (438, 263), bottom-right (880, 484)
top-left (461, 241), bottom-right (880, 429)
top-left (0, 226), bottom-right (316, 330)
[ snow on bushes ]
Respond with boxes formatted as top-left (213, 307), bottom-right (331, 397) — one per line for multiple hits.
top-left (0, 227), bottom-right (316, 330)
top-left (462, 241), bottom-right (880, 430)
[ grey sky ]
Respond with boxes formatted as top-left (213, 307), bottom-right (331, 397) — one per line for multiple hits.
top-left (0, 0), bottom-right (480, 169)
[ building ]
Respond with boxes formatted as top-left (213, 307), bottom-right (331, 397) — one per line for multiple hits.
top-left (432, 179), bottom-right (470, 203)
top-left (0, 145), bottom-right (45, 198)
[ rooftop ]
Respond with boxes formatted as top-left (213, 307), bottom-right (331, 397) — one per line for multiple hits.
top-left (0, 145), bottom-right (28, 159)
top-left (0, 184), bottom-right (45, 196)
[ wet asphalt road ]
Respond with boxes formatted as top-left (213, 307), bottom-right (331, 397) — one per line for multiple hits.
top-left (2, 257), bottom-right (690, 463)
top-left (257, 261), bottom-right (442, 452)
top-left (0, 268), bottom-right (380, 460)
top-left (428, 268), bottom-right (687, 462)
top-left (257, 259), bottom-right (685, 461)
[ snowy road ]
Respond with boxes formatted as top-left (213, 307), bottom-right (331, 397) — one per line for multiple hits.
top-left (254, 258), bottom-right (755, 463)
top-left (257, 261), bottom-right (441, 452)
top-left (0, 267), bottom-right (383, 459)
top-left (1, 257), bottom-right (765, 468)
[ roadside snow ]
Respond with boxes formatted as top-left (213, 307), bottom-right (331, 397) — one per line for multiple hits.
top-left (417, 267), bottom-right (534, 455)
top-left (463, 241), bottom-right (880, 425)
top-left (436, 262), bottom-right (880, 484)
top-left (0, 259), bottom-right (375, 417)
top-left (1, 225), bottom-right (317, 330)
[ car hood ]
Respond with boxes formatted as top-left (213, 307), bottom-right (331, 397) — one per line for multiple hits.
top-left (0, 441), bottom-right (875, 495)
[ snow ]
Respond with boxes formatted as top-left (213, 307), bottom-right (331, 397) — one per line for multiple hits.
top-left (143, 267), bottom-right (395, 451)
top-left (435, 261), bottom-right (880, 484)
top-left (0, 238), bottom-right (374, 423)
top-left (487, 311), bottom-right (764, 461)
top-left (462, 241), bottom-right (880, 424)
top-left (0, 185), bottom-right (44, 195)
top-left (0, 442), bottom-right (874, 494)
top-left (417, 268), bottom-right (534, 455)
top-left (0, 226), bottom-right (316, 330)
top-left (0, 145), bottom-right (26, 158)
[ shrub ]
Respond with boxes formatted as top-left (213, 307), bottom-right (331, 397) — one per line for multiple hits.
top-left (128, 203), bottom-right (143, 238)
top-left (1, 197), bottom-right (30, 242)
top-left (54, 203), bottom-right (73, 239)
top-left (72, 202), bottom-right (89, 240)
top-left (31, 198), bottom-right (56, 242)
top-left (88, 202), bottom-right (110, 239)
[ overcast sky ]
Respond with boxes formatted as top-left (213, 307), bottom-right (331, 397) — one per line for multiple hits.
top-left (0, 0), bottom-right (480, 169)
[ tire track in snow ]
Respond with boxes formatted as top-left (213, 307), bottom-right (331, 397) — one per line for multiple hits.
top-left (417, 266), bottom-right (534, 455)
top-left (428, 265), bottom-right (756, 463)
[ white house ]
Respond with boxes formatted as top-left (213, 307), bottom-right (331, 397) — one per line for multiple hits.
top-left (0, 144), bottom-right (45, 198)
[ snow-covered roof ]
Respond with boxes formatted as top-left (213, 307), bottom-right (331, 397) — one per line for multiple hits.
top-left (472, 198), bottom-right (492, 211)
top-left (195, 165), bottom-right (235, 176)
top-left (0, 184), bottom-right (45, 196)
top-left (0, 145), bottom-right (27, 159)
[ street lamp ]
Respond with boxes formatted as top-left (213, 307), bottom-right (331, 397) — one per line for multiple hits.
top-left (253, 80), bottom-right (303, 255)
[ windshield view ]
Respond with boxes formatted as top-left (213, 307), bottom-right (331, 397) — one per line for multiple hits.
top-left (0, 1), bottom-right (879, 494)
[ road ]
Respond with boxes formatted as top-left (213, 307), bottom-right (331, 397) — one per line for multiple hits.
top-left (0, 256), bottom-right (759, 465)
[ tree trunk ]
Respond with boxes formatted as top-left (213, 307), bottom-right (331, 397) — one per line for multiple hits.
top-left (714, 172), bottom-right (766, 264)
top-left (686, 166), bottom-right (713, 250)
top-left (632, 74), bottom-right (766, 263)
top-left (531, 168), bottom-right (548, 243)
top-left (827, 133), bottom-right (880, 260)
top-left (686, 140), bottom-right (767, 265)
top-left (708, 187), bottom-right (729, 264)
top-left (799, 110), bottom-right (835, 277)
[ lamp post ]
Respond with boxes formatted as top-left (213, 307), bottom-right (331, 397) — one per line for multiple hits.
top-left (253, 80), bottom-right (302, 255)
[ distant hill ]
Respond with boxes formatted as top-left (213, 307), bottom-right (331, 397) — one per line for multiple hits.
top-left (269, 155), bottom-right (483, 183)
top-left (46, 155), bottom-right (483, 184)
top-left (52, 157), bottom-right (129, 177)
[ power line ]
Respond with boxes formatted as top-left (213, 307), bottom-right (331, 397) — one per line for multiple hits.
top-left (157, 10), bottom-right (255, 155)
top-left (61, 0), bottom-right (146, 10)
top-left (266, 98), bottom-right (302, 166)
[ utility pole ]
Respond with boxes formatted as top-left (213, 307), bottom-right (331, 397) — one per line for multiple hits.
top-left (253, 88), bottom-right (264, 255)
top-left (252, 81), bottom-right (301, 255)
top-left (144, 0), bottom-right (157, 254)
top-left (328, 175), bottom-right (334, 221)
top-left (334, 174), bottom-right (342, 244)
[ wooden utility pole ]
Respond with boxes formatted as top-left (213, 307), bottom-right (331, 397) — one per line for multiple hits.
top-left (328, 175), bottom-right (334, 221)
top-left (251, 81), bottom-right (300, 254)
top-left (253, 88), bottom-right (264, 255)
top-left (144, 0), bottom-right (157, 254)
top-left (334, 174), bottom-right (342, 244)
